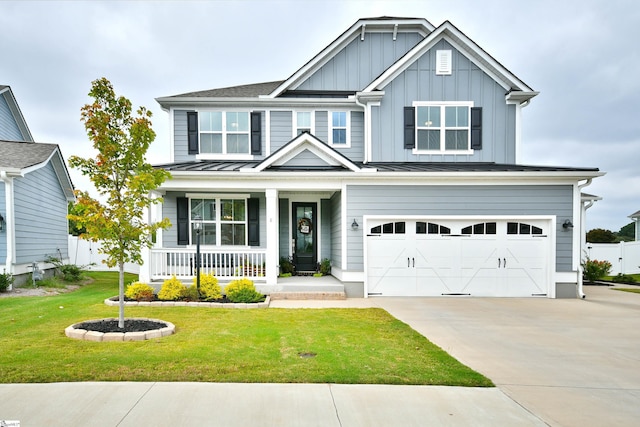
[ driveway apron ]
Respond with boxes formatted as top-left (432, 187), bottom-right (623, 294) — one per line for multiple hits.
top-left (372, 285), bottom-right (640, 427)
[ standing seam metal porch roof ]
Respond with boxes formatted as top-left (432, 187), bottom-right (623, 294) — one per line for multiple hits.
top-left (154, 160), bottom-right (600, 174)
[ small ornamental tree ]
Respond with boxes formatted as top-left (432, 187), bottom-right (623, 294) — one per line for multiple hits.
top-left (68, 78), bottom-right (171, 328)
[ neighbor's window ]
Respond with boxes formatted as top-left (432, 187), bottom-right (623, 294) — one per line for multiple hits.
top-left (415, 103), bottom-right (472, 152)
top-left (199, 111), bottom-right (249, 154)
top-left (190, 198), bottom-right (247, 246)
top-left (330, 111), bottom-right (349, 146)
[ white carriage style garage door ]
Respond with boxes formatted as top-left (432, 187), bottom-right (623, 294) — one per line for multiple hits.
top-left (366, 218), bottom-right (552, 297)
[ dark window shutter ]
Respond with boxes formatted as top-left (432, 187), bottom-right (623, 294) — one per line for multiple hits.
top-left (404, 107), bottom-right (415, 149)
top-left (177, 197), bottom-right (189, 245)
top-left (247, 198), bottom-right (260, 246)
top-left (250, 112), bottom-right (262, 155)
top-left (470, 107), bottom-right (482, 150)
top-left (187, 112), bottom-right (199, 155)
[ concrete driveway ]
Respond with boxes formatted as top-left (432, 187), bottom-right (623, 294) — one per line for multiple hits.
top-left (373, 285), bottom-right (640, 427)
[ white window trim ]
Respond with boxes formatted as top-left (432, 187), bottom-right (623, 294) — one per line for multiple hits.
top-left (187, 194), bottom-right (250, 247)
top-left (412, 101), bottom-right (474, 155)
top-left (292, 110), bottom-right (315, 138)
top-left (328, 110), bottom-right (351, 148)
top-left (196, 110), bottom-right (252, 158)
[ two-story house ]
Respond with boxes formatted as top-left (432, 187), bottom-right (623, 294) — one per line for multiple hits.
top-left (0, 85), bottom-right (75, 286)
top-left (140, 17), bottom-right (603, 298)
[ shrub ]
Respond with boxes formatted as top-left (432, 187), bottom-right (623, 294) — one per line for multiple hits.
top-left (612, 274), bottom-right (637, 283)
top-left (195, 273), bottom-right (222, 301)
top-left (225, 278), bottom-right (264, 303)
top-left (0, 271), bottom-right (14, 293)
top-left (582, 258), bottom-right (612, 282)
top-left (158, 276), bottom-right (187, 301)
top-left (319, 258), bottom-right (331, 276)
top-left (184, 284), bottom-right (200, 301)
top-left (279, 257), bottom-right (295, 275)
top-left (45, 256), bottom-right (86, 282)
top-left (124, 281), bottom-right (155, 301)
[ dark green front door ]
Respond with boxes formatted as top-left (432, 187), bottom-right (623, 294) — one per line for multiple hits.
top-left (292, 203), bottom-right (317, 272)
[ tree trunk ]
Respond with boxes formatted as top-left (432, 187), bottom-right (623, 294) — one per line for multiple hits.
top-left (118, 261), bottom-right (125, 329)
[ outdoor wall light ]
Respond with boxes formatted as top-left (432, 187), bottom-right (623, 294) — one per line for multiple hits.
top-left (0, 213), bottom-right (4, 231)
top-left (193, 215), bottom-right (202, 291)
top-left (562, 219), bottom-right (574, 230)
top-left (351, 219), bottom-right (359, 231)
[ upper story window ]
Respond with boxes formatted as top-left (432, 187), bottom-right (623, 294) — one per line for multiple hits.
top-left (329, 111), bottom-right (350, 146)
top-left (294, 111), bottom-right (314, 136)
top-left (199, 111), bottom-right (250, 154)
top-left (190, 197), bottom-right (247, 246)
top-left (414, 102), bottom-right (473, 153)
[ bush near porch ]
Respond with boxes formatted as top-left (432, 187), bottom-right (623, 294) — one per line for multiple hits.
top-left (0, 272), bottom-right (492, 386)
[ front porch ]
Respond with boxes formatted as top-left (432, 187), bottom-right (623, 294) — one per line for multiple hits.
top-left (144, 247), bottom-right (346, 298)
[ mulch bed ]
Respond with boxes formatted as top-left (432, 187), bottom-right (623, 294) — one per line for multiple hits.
top-left (75, 319), bottom-right (167, 333)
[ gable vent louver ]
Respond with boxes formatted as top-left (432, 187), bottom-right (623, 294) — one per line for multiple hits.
top-left (436, 50), bottom-right (452, 75)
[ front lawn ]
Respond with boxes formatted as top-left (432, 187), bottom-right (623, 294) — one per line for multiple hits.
top-left (0, 272), bottom-right (492, 386)
top-left (612, 288), bottom-right (640, 294)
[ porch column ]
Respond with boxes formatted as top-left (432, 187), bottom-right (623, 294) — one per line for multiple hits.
top-left (265, 188), bottom-right (278, 286)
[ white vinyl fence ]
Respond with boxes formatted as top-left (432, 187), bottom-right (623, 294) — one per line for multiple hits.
top-left (68, 236), bottom-right (140, 275)
top-left (586, 241), bottom-right (640, 276)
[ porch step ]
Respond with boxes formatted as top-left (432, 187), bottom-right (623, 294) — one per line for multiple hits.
top-left (269, 291), bottom-right (346, 300)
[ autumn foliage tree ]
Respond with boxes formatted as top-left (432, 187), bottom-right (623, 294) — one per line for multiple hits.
top-left (68, 78), bottom-right (170, 328)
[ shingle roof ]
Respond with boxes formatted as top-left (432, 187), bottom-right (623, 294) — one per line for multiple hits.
top-left (0, 140), bottom-right (58, 169)
top-left (629, 210), bottom-right (640, 218)
top-left (154, 160), bottom-right (599, 174)
top-left (167, 81), bottom-right (285, 98)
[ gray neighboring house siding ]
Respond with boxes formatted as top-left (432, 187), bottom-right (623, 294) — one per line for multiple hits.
top-left (13, 162), bottom-right (69, 264)
top-left (0, 182), bottom-right (5, 263)
top-left (297, 32), bottom-right (423, 91)
top-left (329, 191), bottom-right (342, 270)
top-left (0, 95), bottom-right (23, 141)
top-left (371, 39), bottom-right (517, 163)
top-left (345, 184), bottom-right (574, 272)
top-left (173, 110), bottom-right (190, 162)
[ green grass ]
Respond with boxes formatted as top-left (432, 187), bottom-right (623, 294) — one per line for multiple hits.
top-left (604, 274), bottom-right (640, 282)
top-left (612, 288), bottom-right (640, 294)
top-left (0, 272), bottom-right (492, 386)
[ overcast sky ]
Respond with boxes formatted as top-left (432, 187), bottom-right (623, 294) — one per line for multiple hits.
top-left (1, 0), bottom-right (638, 231)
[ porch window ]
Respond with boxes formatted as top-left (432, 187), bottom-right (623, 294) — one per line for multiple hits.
top-left (199, 111), bottom-right (250, 154)
top-left (190, 197), bottom-right (247, 246)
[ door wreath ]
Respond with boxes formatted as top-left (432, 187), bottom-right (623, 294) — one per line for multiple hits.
top-left (298, 217), bottom-right (312, 234)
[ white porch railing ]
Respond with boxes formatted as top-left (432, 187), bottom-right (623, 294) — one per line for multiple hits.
top-left (149, 248), bottom-right (267, 281)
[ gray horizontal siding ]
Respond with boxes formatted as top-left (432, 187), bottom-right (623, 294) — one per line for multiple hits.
top-left (371, 39), bottom-right (516, 163)
top-left (297, 32), bottom-right (423, 91)
top-left (270, 111), bottom-right (293, 153)
top-left (13, 162), bottom-right (69, 264)
top-left (346, 184), bottom-right (573, 272)
top-left (173, 110), bottom-right (191, 162)
top-left (0, 95), bottom-right (23, 141)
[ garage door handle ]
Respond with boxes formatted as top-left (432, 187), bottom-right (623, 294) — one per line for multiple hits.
top-left (498, 258), bottom-right (501, 268)
top-left (503, 258), bottom-right (507, 268)
top-left (408, 257), bottom-right (410, 268)
top-left (412, 257), bottom-right (415, 268)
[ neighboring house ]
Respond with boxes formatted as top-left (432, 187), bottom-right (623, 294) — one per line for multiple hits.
top-left (630, 210), bottom-right (640, 241)
top-left (0, 85), bottom-right (75, 286)
top-left (141, 17), bottom-right (603, 298)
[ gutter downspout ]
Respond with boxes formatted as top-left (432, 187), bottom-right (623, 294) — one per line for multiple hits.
top-left (577, 178), bottom-right (593, 299)
top-left (1, 171), bottom-right (15, 290)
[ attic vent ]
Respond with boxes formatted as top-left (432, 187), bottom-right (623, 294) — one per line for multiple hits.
top-left (436, 50), bottom-right (452, 75)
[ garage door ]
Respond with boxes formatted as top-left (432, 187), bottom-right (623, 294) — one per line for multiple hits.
top-left (366, 219), bottom-right (550, 297)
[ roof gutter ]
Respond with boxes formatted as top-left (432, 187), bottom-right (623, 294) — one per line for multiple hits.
top-left (577, 178), bottom-right (595, 299)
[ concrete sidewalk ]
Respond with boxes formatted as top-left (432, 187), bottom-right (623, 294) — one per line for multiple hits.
top-left (0, 382), bottom-right (544, 426)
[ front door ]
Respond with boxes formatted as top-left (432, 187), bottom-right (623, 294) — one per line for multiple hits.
top-left (292, 203), bottom-right (317, 272)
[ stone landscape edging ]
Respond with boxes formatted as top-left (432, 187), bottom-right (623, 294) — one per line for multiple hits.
top-left (104, 295), bottom-right (271, 309)
top-left (65, 318), bottom-right (176, 342)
